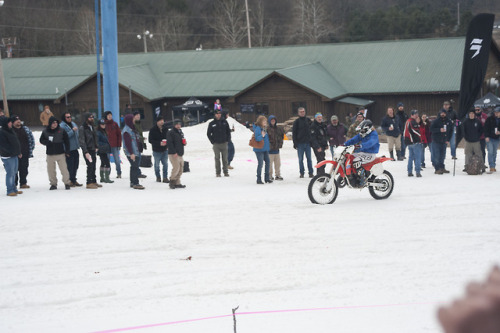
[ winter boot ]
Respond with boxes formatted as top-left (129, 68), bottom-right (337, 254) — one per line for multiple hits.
top-left (105, 168), bottom-right (114, 183)
top-left (100, 168), bottom-right (106, 183)
top-left (396, 150), bottom-right (404, 161)
top-left (390, 150), bottom-right (395, 161)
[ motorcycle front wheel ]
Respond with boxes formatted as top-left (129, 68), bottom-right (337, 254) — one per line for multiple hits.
top-left (368, 170), bottom-right (394, 200)
top-left (308, 174), bottom-right (339, 204)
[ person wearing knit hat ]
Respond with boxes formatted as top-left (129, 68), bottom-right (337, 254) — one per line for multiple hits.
top-left (310, 112), bottom-right (329, 175)
top-left (11, 115), bottom-right (35, 189)
top-left (347, 112), bottom-right (365, 139)
top-left (0, 116), bottom-right (22, 196)
top-left (104, 111), bottom-right (123, 179)
top-left (40, 116), bottom-right (72, 190)
top-left (79, 113), bottom-right (101, 189)
top-left (395, 102), bottom-right (408, 159)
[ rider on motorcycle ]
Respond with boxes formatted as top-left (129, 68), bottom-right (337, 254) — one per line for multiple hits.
top-left (343, 119), bottom-right (380, 186)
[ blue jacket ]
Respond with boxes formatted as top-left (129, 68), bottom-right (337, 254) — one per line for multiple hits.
top-left (60, 120), bottom-right (80, 151)
top-left (344, 130), bottom-right (380, 153)
top-left (253, 125), bottom-right (270, 152)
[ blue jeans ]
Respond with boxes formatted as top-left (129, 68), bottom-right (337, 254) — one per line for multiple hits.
top-left (2, 156), bottom-right (19, 195)
top-left (255, 151), bottom-right (270, 182)
top-left (152, 150), bottom-right (168, 178)
top-left (450, 129), bottom-right (457, 158)
top-left (297, 143), bottom-right (313, 176)
top-left (407, 143), bottom-right (422, 174)
top-left (110, 147), bottom-right (122, 175)
top-left (486, 138), bottom-right (500, 169)
top-left (431, 142), bottom-right (446, 171)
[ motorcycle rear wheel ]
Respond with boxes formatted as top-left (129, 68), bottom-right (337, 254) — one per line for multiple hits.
top-left (368, 170), bottom-right (394, 200)
top-left (308, 174), bottom-right (339, 204)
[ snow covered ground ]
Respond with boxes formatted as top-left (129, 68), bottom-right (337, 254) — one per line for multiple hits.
top-left (1, 118), bottom-right (499, 333)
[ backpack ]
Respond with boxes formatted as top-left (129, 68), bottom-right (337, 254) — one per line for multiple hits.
top-left (466, 154), bottom-right (484, 175)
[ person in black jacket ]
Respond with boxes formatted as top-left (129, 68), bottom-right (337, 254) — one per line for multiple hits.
top-left (206, 110), bottom-right (231, 177)
top-left (381, 107), bottom-right (402, 160)
top-left (395, 102), bottom-right (408, 159)
top-left (292, 107), bottom-right (313, 178)
top-left (79, 113), bottom-right (100, 189)
top-left (430, 109), bottom-right (452, 174)
top-left (310, 113), bottom-right (329, 174)
top-left (167, 120), bottom-right (186, 189)
top-left (0, 116), bottom-right (23, 196)
top-left (484, 107), bottom-right (500, 172)
top-left (148, 117), bottom-right (169, 183)
top-left (462, 109), bottom-right (483, 171)
top-left (40, 116), bottom-right (71, 190)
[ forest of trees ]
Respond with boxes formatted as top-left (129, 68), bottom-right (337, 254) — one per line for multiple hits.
top-left (0, 0), bottom-right (498, 58)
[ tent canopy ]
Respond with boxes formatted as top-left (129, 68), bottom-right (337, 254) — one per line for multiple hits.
top-left (473, 92), bottom-right (500, 108)
top-left (172, 97), bottom-right (209, 112)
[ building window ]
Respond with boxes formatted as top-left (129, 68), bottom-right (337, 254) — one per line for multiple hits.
top-left (255, 102), bottom-right (269, 115)
top-left (292, 101), bottom-right (307, 114)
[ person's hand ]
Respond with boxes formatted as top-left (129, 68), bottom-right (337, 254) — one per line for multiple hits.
top-left (293, 144), bottom-right (297, 150)
top-left (174, 153), bottom-right (178, 158)
top-left (73, 127), bottom-right (78, 131)
top-left (446, 141), bottom-right (449, 145)
top-left (130, 154), bottom-right (135, 161)
top-left (441, 128), bottom-right (446, 132)
top-left (317, 148), bottom-right (322, 152)
top-left (486, 137), bottom-right (490, 143)
top-left (85, 153), bottom-right (92, 162)
top-left (18, 154), bottom-right (22, 158)
top-left (65, 154), bottom-right (70, 158)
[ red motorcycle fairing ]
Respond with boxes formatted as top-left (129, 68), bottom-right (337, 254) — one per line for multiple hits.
top-left (362, 157), bottom-right (392, 171)
top-left (314, 160), bottom-right (346, 177)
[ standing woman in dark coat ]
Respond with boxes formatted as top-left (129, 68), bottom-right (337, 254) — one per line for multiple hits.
top-left (97, 119), bottom-right (114, 183)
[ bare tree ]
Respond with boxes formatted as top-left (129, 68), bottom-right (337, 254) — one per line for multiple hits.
top-left (291, 0), bottom-right (332, 44)
top-left (208, 0), bottom-right (247, 48)
top-left (75, 8), bottom-right (97, 54)
top-left (251, 0), bottom-right (275, 47)
top-left (150, 14), bottom-right (192, 52)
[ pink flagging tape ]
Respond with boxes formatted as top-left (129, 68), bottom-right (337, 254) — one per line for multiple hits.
top-left (91, 301), bottom-right (438, 333)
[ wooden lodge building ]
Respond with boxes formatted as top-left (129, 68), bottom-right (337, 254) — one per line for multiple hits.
top-left (1, 37), bottom-right (500, 129)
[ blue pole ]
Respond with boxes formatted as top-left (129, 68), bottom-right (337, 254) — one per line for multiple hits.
top-left (95, 0), bottom-right (101, 119)
top-left (100, 0), bottom-right (120, 123)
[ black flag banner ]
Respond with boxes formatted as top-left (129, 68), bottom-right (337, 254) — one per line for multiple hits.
top-left (457, 13), bottom-right (495, 120)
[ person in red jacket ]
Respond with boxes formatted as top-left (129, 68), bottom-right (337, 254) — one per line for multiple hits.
top-left (104, 111), bottom-right (122, 178)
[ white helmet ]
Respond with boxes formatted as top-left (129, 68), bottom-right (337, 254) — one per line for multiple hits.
top-left (356, 119), bottom-right (373, 137)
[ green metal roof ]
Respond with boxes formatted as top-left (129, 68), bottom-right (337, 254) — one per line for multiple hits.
top-left (275, 62), bottom-right (346, 99)
top-left (337, 96), bottom-right (374, 106)
top-left (0, 37), bottom-right (467, 102)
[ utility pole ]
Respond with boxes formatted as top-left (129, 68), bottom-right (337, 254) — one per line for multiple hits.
top-left (457, 2), bottom-right (460, 28)
top-left (0, 0), bottom-right (8, 116)
top-left (244, 0), bottom-right (251, 48)
top-left (0, 50), bottom-right (9, 117)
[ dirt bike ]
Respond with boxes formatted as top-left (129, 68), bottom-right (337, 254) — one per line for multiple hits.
top-left (308, 145), bottom-right (394, 204)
